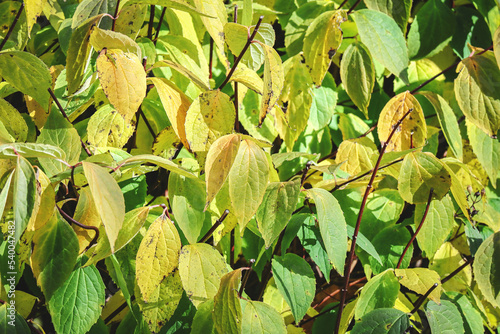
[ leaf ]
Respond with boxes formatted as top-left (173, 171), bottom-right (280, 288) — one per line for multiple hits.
top-left (340, 42), bottom-right (375, 117)
top-left (228, 139), bottom-right (269, 227)
top-left (31, 210), bottom-right (79, 300)
top-left (256, 180), bottom-right (301, 248)
top-left (377, 91), bottom-right (427, 152)
top-left (363, 0), bottom-right (412, 33)
top-left (335, 137), bottom-right (378, 176)
top-left (136, 214), bottom-right (181, 302)
top-left (178, 243), bottom-right (230, 308)
top-left (366, 225), bottom-right (413, 274)
top-left (114, 4), bottom-right (147, 40)
top-left (398, 151), bottom-right (451, 203)
top-left (72, 0), bottom-right (116, 29)
top-left (271, 152), bottom-right (319, 169)
top-left (82, 161), bottom-right (125, 252)
top-left (473, 231), bottom-right (500, 308)
top-left (96, 49), bottom-right (146, 122)
top-left (495, 26), bottom-right (500, 68)
top-left (352, 9), bottom-right (409, 84)
top-left (407, 0), bottom-right (455, 59)
top-left (213, 269), bottom-right (243, 334)
top-left (37, 110), bottom-right (82, 176)
top-left (118, 154), bottom-right (198, 180)
top-left (241, 300), bottom-right (287, 334)
top-left (467, 120), bottom-right (500, 185)
top-left (355, 270), bottom-right (400, 320)
top-left (303, 10), bottom-right (346, 86)
top-left (0, 304), bottom-right (30, 333)
top-left (415, 195), bottom-right (455, 259)
top-left (394, 268), bottom-right (442, 303)
top-left (421, 91), bottom-right (463, 161)
top-left (89, 26), bottom-right (142, 58)
top-left (351, 308), bottom-right (410, 334)
top-left (306, 188), bottom-right (347, 274)
top-left (430, 242), bottom-right (472, 293)
top-left (124, 0), bottom-right (214, 18)
top-left (87, 104), bottom-right (135, 148)
top-left (0, 98), bottom-right (28, 142)
top-left (205, 134), bottom-right (241, 208)
top-left (169, 172), bottom-right (206, 244)
top-left (272, 253), bottom-right (315, 322)
top-left (13, 155), bottom-right (36, 244)
top-left (149, 77), bottom-right (191, 149)
top-left (0, 170), bottom-right (13, 221)
top-left (230, 65), bottom-right (264, 94)
top-left (191, 299), bottom-right (215, 334)
top-left (0, 143), bottom-right (65, 160)
top-left (151, 60), bottom-right (210, 91)
top-left (0, 51), bottom-right (51, 109)
top-left (454, 51), bottom-right (500, 136)
top-left (309, 73), bottom-right (338, 130)
top-left (48, 265), bottom-right (105, 334)
top-left (259, 43), bottom-right (284, 125)
top-left (444, 292), bottom-right (484, 334)
top-left (184, 90), bottom-right (235, 152)
top-left (192, 0), bottom-right (227, 53)
top-left (426, 300), bottom-right (465, 334)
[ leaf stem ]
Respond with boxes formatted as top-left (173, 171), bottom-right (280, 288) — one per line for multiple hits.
top-left (47, 88), bottom-right (92, 156)
top-left (410, 283), bottom-right (438, 314)
top-left (334, 109), bottom-right (412, 334)
top-left (154, 7), bottom-right (167, 45)
top-left (347, 0), bottom-right (362, 14)
top-left (56, 204), bottom-right (99, 251)
top-left (0, 2), bottom-right (24, 52)
top-left (233, 6), bottom-right (240, 132)
top-left (199, 209), bottom-right (230, 243)
top-left (219, 16), bottom-right (264, 90)
top-left (396, 188), bottom-right (434, 269)
top-left (148, 5), bottom-right (155, 40)
top-left (111, 0), bottom-right (121, 31)
top-left (209, 38), bottom-right (214, 80)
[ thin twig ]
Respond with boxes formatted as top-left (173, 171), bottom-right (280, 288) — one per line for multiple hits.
top-left (300, 161), bottom-right (313, 188)
top-left (238, 260), bottom-right (254, 297)
top-left (56, 205), bottom-right (99, 251)
top-left (147, 5), bottom-right (155, 40)
top-left (410, 283), bottom-right (438, 314)
top-left (219, 16), bottom-right (264, 90)
top-left (338, 0), bottom-right (350, 9)
top-left (138, 107), bottom-right (156, 138)
top-left (111, 0), bottom-right (121, 31)
top-left (347, 0), bottom-right (362, 14)
top-left (441, 257), bottom-right (473, 285)
top-left (104, 295), bottom-right (136, 324)
top-left (154, 7), bottom-right (167, 45)
top-left (334, 109), bottom-right (413, 334)
top-left (209, 38), bottom-right (214, 80)
top-left (230, 228), bottom-right (235, 267)
top-left (48, 88), bottom-right (92, 156)
top-left (200, 209), bottom-right (230, 243)
top-left (396, 188), bottom-right (434, 269)
top-left (0, 2), bottom-right (24, 52)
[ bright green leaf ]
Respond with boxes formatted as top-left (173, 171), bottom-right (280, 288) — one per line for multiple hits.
top-left (213, 269), bottom-right (243, 334)
top-left (473, 231), bottom-right (500, 308)
top-left (355, 270), bottom-right (399, 320)
top-left (426, 300), bottom-right (465, 334)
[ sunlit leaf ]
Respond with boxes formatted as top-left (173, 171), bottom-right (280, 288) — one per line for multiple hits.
top-left (192, 0), bottom-right (227, 53)
top-left (335, 137), bottom-right (377, 176)
top-left (241, 300), bottom-right (287, 334)
top-left (363, 0), bottom-right (411, 32)
top-left (213, 269), bottom-right (243, 334)
top-left (87, 104), bottom-right (135, 148)
top-left (90, 26), bottom-right (142, 58)
top-left (473, 231), bottom-right (500, 308)
top-left (259, 42), bottom-right (284, 125)
top-left (426, 300), bottom-right (465, 333)
top-left (0, 98), bottom-right (27, 143)
top-left (395, 268), bottom-right (442, 303)
top-left (355, 270), bottom-right (399, 320)
top-left (13, 155), bottom-right (36, 244)
top-left (467, 120), bottom-right (500, 186)
top-left (351, 308), bottom-right (410, 333)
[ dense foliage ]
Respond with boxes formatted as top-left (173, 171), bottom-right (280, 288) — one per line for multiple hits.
top-left (0, 0), bottom-right (500, 333)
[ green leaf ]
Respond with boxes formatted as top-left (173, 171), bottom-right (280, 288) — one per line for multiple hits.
top-left (89, 26), bottom-right (142, 58)
top-left (303, 10), bottom-right (346, 86)
top-left (415, 194), bottom-right (455, 259)
top-left (82, 161), bottom-right (125, 252)
top-left (467, 120), bottom-right (500, 186)
top-left (352, 9), bottom-right (409, 84)
top-left (309, 73), bottom-right (338, 130)
top-left (259, 43), bottom-right (284, 125)
top-left (346, 225), bottom-right (382, 266)
top-left (398, 152), bottom-right (451, 204)
top-left (117, 154), bottom-right (198, 180)
top-left (228, 139), bottom-right (269, 227)
top-left (191, 299), bottom-right (215, 334)
top-left (169, 172), bottom-right (206, 244)
top-left (241, 300), bottom-right (287, 334)
top-left (340, 42), bottom-right (375, 118)
top-left (363, 0), bottom-right (411, 33)
top-left (0, 304), bottom-right (30, 334)
top-left (495, 26), bottom-right (500, 68)
top-left (421, 91), bottom-right (463, 161)
top-left (213, 269), bottom-right (243, 334)
top-left (395, 268), bottom-right (442, 303)
top-left (271, 253), bottom-right (315, 322)
top-left (124, 0), bottom-right (214, 18)
top-left (473, 231), bottom-right (500, 308)
top-left (13, 155), bottom-right (36, 244)
top-left (454, 51), bottom-right (500, 137)
top-left (0, 51), bottom-right (51, 109)
top-left (0, 2), bottom-right (28, 52)
top-left (426, 300), bottom-right (465, 334)
top-left (0, 143), bottom-right (65, 160)
top-left (306, 188), bottom-right (347, 274)
top-left (256, 180), bottom-right (301, 248)
top-left (48, 265), bottom-right (106, 334)
top-left (444, 292), bottom-right (484, 334)
top-left (0, 170), bottom-right (13, 221)
top-left (136, 214), bottom-right (181, 302)
top-left (354, 270), bottom-right (400, 320)
top-left (351, 308), bottom-right (410, 334)
top-left (366, 225), bottom-right (413, 274)
top-left (32, 210), bottom-right (79, 300)
top-left (407, 0), bottom-right (455, 60)
top-left (72, 0), bottom-right (116, 29)
top-left (0, 98), bottom-right (28, 142)
top-left (185, 90), bottom-right (235, 152)
top-left (178, 243), bottom-right (230, 308)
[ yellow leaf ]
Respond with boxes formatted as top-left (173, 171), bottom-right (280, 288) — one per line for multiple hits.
top-left (185, 90), bottom-right (235, 152)
top-left (0, 98), bottom-right (28, 143)
top-left (151, 60), bottom-right (210, 91)
top-left (213, 269), bottom-right (243, 334)
top-left (303, 10), bottom-right (347, 86)
top-left (193, 0), bottom-right (227, 54)
top-left (152, 126), bottom-right (182, 159)
top-left (495, 26), bottom-right (500, 69)
top-left (230, 65), bottom-right (264, 95)
top-left (90, 26), bottom-right (142, 59)
top-left (149, 77), bottom-right (191, 149)
top-left (260, 43), bottom-right (284, 125)
top-left (25, 0), bottom-right (46, 36)
top-left (136, 214), bottom-right (181, 302)
top-left (87, 104), bottom-right (135, 148)
top-left (96, 49), bottom-right (146, 122)
top-left (335, 137), bottom-right (378, 176)
top-left (73, 188), bottom-right (101, 254)
top-left (114, 4), bottom-right (148, 40)
top-left (430, 242), bottom-right (472, 293)
top-left (394, 268), bottom-right (442, 303)
top-left (377, 91), bottom-right (427, 152)
top-left (228, 139), bottom-right (269, 227)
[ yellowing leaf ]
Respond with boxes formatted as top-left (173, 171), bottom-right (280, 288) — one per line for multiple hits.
top-left (205, 134), bottom-right (241, 209)
top-left (87, 104), bottom-right (135, 148)
top-left (377, 91), bottom-right (427, 152)
top-left (213, 269), bottom-right (243, 334)
top-left (151, 60), bottom-right (210, 91)
top-left (114, 3), bottom-right (147, 39)
top-left (192, 0), bottom-right (227, 54)
top-left (228, 139), bottom-right (269, 227)
top-left (241, 300), bottom-right (287, 334)
top-left (136, 214), bottom-right (181, 302)
top-left (0, 99), bottom-right (28, 142)
top-left (473, 232), bottom-right (500, 308)
top-left (96, 49), bottom-right (146, 122)
top-left (118, 154), bottom-right (199, 180)
top-left (89, 26), bottom-right (142, 58)
top-left (455, 51), bottom-right (500, 136)
top-left (335, 137), bottom-right (378, 176)
top-left (495, 26), bottom-right (500, 69)
top-left (185, 90), bottom-right (235, 152)
top-left (72, 188), bottom-right (101, 254)
top-left (260, 43), bottom-right (284, 125)
top-left (303, 10), bottom-right (347, 86)
top-left (430, 242), bottom-right (471, 293)
top-left (398, 152), bottom-right (451, 204)
top-left (394, 268), bottom-right (442, 303)
top-left (82, 161), bottom-right (125, 252)
top-left (178, 243), bottom-right (230, 308)
top-left (467, 119), bottom-right (500, 185)
top-left (230, 65), bottom-right (264, 95)
top-left (149, 77), bottom-right (191, 149)
top-left (25, 0), bottom-right (45, 36)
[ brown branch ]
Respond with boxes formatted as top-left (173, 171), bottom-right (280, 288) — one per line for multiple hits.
top-left (147, 5), bottom-right (155, 40)
top-left (154, 7), bottom-right (167, 45)
top-left (111, 0), bottom-right (121, 31)
top-left (0, 3), bottom-right (24, 52)
top-left (441, 257), bottom-right (473, 285)
top-left (200, 209), bottom-right (230, 243)
top-left (410, 283), bottom-right (438, 314)
top-left (56, 204), bottom-right (99, 251)
top-left (347, 0), bottom-right (362, 14)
